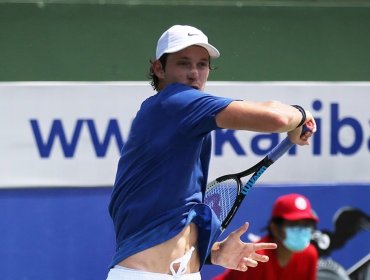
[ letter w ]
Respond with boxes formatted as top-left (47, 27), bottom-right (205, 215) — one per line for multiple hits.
top-left (86, 119), bottom-right (124, 157)
top-left (30, 119), bottom-right (83, 158)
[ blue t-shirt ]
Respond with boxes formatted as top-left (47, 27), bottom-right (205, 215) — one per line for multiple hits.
top-left (109, 83), bottom-right (234, 268)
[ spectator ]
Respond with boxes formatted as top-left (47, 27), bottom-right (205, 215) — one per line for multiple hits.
top-left (213, 193), bottom-right (319, 280)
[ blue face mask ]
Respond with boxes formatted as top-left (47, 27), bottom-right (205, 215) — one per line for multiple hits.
top-left (283, 226), bottom-right (312, 252)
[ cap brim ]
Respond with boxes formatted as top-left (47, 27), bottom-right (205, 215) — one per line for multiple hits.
top-left (157, 42), bottom-right (220, 59)
top-left (197, 43), bottom-right (220, 58)
top-left (281, 212), bottom-right (319, 222)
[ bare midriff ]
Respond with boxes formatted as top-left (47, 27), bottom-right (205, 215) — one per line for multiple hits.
top-left (118, 223), bottom-right (201, 274)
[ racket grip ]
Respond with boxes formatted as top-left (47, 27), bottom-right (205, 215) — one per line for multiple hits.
top-left (268, 123), bottom-right (312, 162)
top-left (268, 138), bottom-right (294, 162)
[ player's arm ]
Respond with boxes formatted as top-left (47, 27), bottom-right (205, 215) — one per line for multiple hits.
top-left (215, 100), bottom-right (316, 145)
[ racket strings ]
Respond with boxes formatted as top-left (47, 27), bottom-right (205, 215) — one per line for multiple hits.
top-left (204, 178), bottom-right (239, 225)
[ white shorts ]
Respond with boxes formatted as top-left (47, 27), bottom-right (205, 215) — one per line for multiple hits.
top-left (106, 266), bottom-right (201, 280)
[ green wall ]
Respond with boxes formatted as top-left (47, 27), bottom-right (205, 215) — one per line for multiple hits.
top-left (1, 2), bottom-right (370, 81)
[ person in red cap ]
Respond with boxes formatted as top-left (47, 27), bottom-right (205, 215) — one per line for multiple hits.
top-left (213, 193), bottom-right (319, 280)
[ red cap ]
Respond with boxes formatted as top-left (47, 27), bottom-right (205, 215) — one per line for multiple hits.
top-left (272, 193), bottom-right (318, 222)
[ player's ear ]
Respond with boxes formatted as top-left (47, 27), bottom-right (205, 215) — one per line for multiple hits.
top-left (152, 60), bottom-right (165, 79)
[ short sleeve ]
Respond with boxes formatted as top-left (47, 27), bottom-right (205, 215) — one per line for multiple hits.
top-left (160, 84), bottom-right (234, 136)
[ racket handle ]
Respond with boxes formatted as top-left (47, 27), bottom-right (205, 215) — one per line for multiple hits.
top-left (268, 123), bottom-right (312, 162)
top-left (268, 138), bottom-right (294, 162)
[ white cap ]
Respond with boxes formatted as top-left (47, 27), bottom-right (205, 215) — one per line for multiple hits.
top-left (155, 25), bottom-right (220, 59)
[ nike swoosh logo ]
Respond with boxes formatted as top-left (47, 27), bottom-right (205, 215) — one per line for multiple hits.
top-left (188, 33), bottom-right (200, 36)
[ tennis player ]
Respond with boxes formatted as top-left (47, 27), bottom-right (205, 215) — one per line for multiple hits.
top-left (106, 25), bottom-right (316, 280)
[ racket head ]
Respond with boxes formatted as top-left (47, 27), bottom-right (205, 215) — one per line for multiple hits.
top-left (204, 175), bottom-right (243, 230)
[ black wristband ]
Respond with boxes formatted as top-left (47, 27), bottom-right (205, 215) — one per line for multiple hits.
top-left (291, 105), bottom-right (306, 128)
top-left (204, 254), bottom-right (212, 265)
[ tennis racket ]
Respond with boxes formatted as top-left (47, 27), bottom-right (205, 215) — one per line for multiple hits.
top-left (204, 123), bottom-right (312, 231)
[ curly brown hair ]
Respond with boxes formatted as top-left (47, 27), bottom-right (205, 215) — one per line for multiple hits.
top-left (147, 54), bottom-right (169, 91)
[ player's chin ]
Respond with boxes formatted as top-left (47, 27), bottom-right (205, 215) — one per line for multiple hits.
top-left (189, 84), bottom-right (200, 90)
top-left (187, 82), bottom-right (203, 90)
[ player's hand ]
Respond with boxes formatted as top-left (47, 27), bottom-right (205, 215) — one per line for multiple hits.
top-left (210, 222), bottom-right (277, 271)
top-left (288, 111), bottom-right (316, 146)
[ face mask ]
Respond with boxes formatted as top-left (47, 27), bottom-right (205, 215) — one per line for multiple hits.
top-left (283, 226), bottom-right (312, 252)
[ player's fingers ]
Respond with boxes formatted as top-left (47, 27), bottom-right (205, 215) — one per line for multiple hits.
top-left (305, 112), bottom-right (317, 133)
top-left (250, 252), bottom-right (270, 263)
top-left (232, 222), bottom-right (249, 238)
top-left (242, 257), bottom-right (258, 268)
top-left (237, 263), bottom-right (249, 272)
top-left (253, 242), bottom-right (277, 251)
top-left (300, 133), bottom-right (311, 143)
